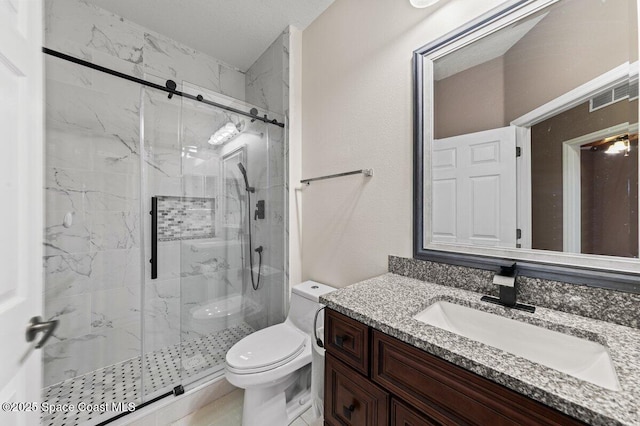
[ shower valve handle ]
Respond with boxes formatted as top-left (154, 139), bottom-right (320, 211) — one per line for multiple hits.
top-left (254, 200), bottom-right (265, 220)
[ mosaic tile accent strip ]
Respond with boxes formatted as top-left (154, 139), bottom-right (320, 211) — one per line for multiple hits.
top-left (388, 255), bottom-right (640, 329)
top-left (42, 322), bottom-right (254, 426)
top-left (156, 196), bottom-right (215, 241)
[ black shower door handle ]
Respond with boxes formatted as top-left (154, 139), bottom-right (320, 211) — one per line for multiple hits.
top-left (150, 196), bottom-right (158, 279)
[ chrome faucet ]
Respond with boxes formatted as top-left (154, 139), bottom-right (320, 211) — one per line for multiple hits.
top-left (481, 263), bottom-right (535, 313)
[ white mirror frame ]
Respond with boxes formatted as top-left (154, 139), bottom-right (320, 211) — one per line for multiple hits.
top-left (413, 0), bottom-right (640, 291)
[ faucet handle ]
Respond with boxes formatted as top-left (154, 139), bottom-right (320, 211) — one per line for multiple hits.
top-left (493, 274), bottom-right (516, 287)
top-left (494, 263), bottom-right (517, 285)
top-left (494, 262), bottom-right (518, 306)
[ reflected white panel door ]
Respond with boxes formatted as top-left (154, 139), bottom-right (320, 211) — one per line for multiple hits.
top-left (432, 126), bottom-right (517, 247)
top-left (0, 1), bottom-right (44, 425)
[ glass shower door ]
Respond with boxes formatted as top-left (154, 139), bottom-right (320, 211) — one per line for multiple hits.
top-left (138, 76), bottom-right (287, 397)
top-left (177, 81), bottom-right (286, 386)
top-left (43, 53), bottom-right (145, 425)
top-left (42, 52), bottom-right (287, 424)
top-left (140, 79), bottom-right (184, 399)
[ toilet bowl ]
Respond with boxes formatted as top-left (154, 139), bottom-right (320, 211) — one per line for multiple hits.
top-left (186, 293), bottom-right (261, 336)
top-left (225, 281), bottom-right (335, 426)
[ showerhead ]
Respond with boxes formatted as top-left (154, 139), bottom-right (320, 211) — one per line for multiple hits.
top-left (237, 163), bottom-right (254, 193)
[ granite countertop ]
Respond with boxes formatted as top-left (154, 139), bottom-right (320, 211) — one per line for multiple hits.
top-left (320, 273), bottom-right (640, 426)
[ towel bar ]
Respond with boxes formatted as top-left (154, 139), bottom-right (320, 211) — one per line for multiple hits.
top-left (301, 169), bottom-right (373, 185)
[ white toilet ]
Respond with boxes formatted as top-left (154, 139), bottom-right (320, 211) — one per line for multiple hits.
top-left (225, 281), bottom-right (335, 426)
top-left (186, 293), bottom-right (261, 336)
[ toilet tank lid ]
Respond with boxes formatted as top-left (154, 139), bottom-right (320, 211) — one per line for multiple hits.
top-left (292, 281), bottom-right (335, 302)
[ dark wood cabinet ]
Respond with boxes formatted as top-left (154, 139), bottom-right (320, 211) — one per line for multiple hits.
top-left (391, 399), bottom-right (440, 426)
top-left (324, 308), bottom-right (585, 426)
top-left (325, 354), bottom-right (389, 426)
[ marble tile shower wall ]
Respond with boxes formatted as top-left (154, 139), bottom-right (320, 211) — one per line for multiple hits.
top-left (242, 32), bottom-right (290, 329)
top-left (44, 63), bottom-right (144, 388)
top-left (43, 0), bottom-right (248, 387)
top-left (44, 0), bottom-right (246, 100)
top-left (245, 30), bottom-right (289, 116)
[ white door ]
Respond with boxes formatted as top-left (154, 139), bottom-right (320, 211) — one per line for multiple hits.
top-left (432, 126), bottom-right (517, 247)
top-left (0, 1), bottom-right (45, 425)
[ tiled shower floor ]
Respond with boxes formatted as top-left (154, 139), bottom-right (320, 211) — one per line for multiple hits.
top-left (42, 323), bottom-right (255, 426)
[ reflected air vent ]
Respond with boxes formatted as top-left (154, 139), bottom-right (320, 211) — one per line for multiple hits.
top-left (590, 80), bottom-right (639, 112)
top-left (590, 91), bottom-right (613, 110)
top-left (614, 83), bottom-right (630, 99)
top-left (630, 80), bottom-right (639, 99)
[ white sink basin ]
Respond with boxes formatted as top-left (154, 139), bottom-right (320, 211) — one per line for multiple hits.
top-left (413, 301), bottom-right (620, 391)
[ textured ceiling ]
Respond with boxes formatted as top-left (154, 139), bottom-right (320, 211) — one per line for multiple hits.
top-left (83, 0), bottom-right (334, 71)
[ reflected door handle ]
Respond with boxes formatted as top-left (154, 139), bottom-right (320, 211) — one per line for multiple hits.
top-left (25, 316), bottom-right (59, 349)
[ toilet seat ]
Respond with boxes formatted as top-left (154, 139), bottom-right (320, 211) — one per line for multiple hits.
top-left (226, 323), bottom-right (307, 374)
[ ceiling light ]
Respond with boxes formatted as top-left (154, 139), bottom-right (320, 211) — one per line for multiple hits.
top-left (605, 137), bottom-right (630, 155)
top-left (410, 0), bottom-right (440, 8)
top-left (208, 121), bottom-right (244, 145)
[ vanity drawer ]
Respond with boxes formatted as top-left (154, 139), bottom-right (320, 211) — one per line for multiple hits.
top-left (391, 398), bottom-right (440, 426)
top-left (325, 308), bottom-right (370, 375)
top-left (371, 331), bottom-right (585, 426)
top-left (325, 353), bottom-right (389, 426)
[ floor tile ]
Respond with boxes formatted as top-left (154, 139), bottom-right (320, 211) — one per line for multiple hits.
top-left (41, 323), bottom-right (254, 426)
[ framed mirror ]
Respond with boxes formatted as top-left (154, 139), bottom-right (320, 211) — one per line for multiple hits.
top-left (414, 0), bottom-right (640, 290)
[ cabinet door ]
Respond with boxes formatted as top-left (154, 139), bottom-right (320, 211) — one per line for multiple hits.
top-left (326, 309), bottom-right (370, 375)
top-left (392, 398), bottom-right (440, 426)
top-left (325, 354), bottom-right (388, 426)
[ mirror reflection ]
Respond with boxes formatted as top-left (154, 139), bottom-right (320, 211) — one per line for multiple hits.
top-left (430, 0), bottom-right (639, 259)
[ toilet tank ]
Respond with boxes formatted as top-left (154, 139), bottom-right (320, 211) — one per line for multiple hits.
top-left (287, 281), bottom-right (335, 334)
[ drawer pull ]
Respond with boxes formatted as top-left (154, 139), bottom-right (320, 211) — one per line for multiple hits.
top-left (343, 403), bottom-right (356, 419)
top-left (335, 334), bottom-right (350, 347)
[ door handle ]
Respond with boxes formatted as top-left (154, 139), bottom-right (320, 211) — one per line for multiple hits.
top-left (25, 316), bottom-right (59, 349)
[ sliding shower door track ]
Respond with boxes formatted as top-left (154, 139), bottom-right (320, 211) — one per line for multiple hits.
top-left (43, 47), bottom-right (285, 128)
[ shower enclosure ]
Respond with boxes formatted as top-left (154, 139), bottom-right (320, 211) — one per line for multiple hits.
top-left (42, 50), bottom-right (287, 426)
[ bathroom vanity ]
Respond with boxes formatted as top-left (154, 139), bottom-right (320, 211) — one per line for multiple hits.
top-left (321, 273), bottom-right (640, 426)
